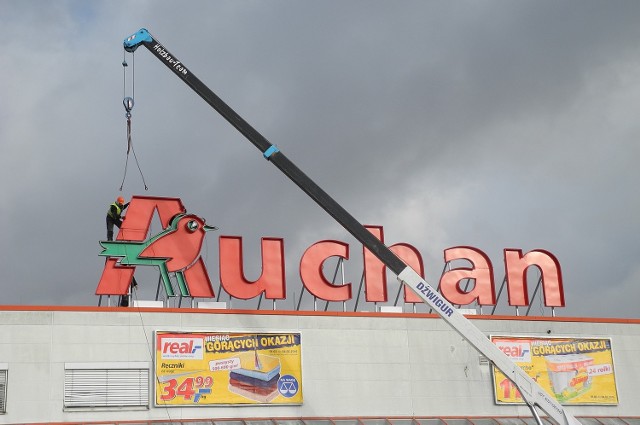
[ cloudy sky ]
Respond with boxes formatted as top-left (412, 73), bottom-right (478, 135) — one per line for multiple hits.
top-left (1, 1), bottom-right (639, 319)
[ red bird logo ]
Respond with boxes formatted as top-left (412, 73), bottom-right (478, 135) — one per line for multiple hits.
top-left (99, 213), bottom-right (217, 297)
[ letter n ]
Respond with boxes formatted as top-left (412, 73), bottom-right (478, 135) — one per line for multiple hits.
top-left (219, 236), bottom-right (286, 300)
top-left (504, 249), bottom-right (565, 307)
top-left (96, 196), bottom-right (186, 296)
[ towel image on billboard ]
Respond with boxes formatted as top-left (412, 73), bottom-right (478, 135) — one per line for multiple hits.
top-left (228, 351), bottom-right (281, 403)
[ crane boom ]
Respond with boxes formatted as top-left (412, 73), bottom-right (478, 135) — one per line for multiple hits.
top-left (123, 28), bottom-right (580, 425)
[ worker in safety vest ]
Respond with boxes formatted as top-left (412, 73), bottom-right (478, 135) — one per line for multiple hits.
top-left (105, 196), bottom-right (137, 306)
top-left (106, 196), bottom-right (130, 241)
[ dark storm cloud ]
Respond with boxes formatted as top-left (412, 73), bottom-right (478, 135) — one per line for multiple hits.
top-left (0, 1), bottom-right (638, 317)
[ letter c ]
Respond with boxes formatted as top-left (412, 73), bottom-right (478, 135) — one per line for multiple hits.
top-left (300, 240), bottom-right (351, 301)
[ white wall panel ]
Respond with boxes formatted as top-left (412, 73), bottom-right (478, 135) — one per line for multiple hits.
top-left (0, 308), bottom-right (638, 423)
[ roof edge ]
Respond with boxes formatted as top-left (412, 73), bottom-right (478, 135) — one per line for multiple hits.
top-left (0, 304), bottom-right (638, 324)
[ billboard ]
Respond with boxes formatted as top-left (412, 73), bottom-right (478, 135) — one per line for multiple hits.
top-left (491, 336), bottom-right (618, 405)
top-left (155, 331), bottom-right (303, 406)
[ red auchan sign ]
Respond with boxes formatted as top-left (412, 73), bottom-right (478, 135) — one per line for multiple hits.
top-left (97, 196), bottom-right (565, 309)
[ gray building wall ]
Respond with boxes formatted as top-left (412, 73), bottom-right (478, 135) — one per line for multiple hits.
top-left (0, 307), bottom-right (638, 424)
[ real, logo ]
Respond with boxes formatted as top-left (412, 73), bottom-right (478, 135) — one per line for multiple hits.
top-left (160, 337), bottom-right (204, 360)
top-left (495, 340), bottom-right (532, 362)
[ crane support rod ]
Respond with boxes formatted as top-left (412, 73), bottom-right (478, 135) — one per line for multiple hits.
top-left (123, 29), bottom-right (580, 425)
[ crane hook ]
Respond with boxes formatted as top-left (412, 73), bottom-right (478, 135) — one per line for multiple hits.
top-left (123, 96), bottom-right (134, 119)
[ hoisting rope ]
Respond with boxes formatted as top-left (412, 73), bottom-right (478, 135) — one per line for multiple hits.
top-left (119, 51), bottom-right (149, 191)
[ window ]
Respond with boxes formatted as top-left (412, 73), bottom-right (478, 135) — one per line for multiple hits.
top-left (0, 364), bottom-right (7, 414)
top-left (64, 362), bottom-right (149, 409)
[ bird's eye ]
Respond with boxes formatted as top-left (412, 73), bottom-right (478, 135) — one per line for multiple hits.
top-left (186, 220), bottom-right (199, 232)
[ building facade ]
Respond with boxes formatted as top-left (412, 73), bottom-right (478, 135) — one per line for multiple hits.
top-left (0, 306), bottom-right (638, 424)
